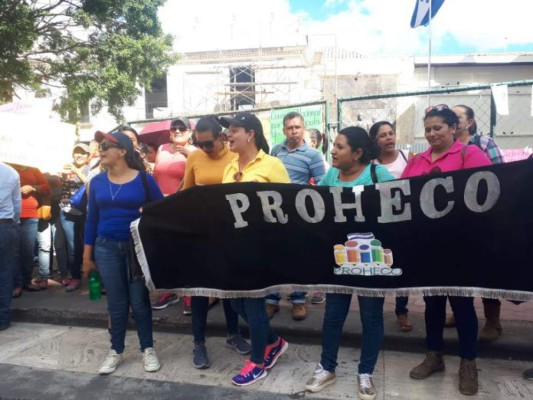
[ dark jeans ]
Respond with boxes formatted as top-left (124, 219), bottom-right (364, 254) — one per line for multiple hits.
top-left (424, 295), bottom-right (478, 360)
top-left (14, 218), bottom-right (38, 288)
top-left (321, 294), bottom-right (384, 375)
top-left (266, 291), bottom-right (306, 305)
top-left (482, 298), bottom-right (501, 307)
top-left (94, 237), bottom-right (153, 353)
top-left (395, 296), bottom-right (409, 316)
top-left (60, 210), bottom-right (84, 280)
top-left (0, 222), bottom-right (17, 325)
top-left (191, 297), bottom-right (239, 344)
top-left (230, 297), bottom-right (278, 365)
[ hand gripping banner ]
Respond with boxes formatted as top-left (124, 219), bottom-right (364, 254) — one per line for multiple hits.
top-left (131, 159), bottom-right (533, 301)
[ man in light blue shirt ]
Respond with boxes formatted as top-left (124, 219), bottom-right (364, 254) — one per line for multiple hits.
top-left (271, 112), bottom-right (326, 184)
top-left (268, 112), bottom-right (327, 321)
top-left (0, 161), bottom-right (21, 330)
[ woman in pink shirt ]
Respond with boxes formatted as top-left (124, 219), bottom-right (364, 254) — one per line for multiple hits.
top-left (404, 105), bottom-right (490, 396)
top-left (153, 117), bottom-right (196, 196)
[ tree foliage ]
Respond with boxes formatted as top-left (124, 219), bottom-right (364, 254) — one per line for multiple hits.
top-left (0, 0), bottom-right (176, 121)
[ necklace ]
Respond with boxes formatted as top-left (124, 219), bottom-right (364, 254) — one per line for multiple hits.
top-left (108, 179), bottom-right (123, 201)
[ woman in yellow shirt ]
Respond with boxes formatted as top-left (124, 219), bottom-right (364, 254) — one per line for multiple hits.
top-left (219, 113), bottom-right (290, 386)
top-left (181, 117), bottom-right (251, 369)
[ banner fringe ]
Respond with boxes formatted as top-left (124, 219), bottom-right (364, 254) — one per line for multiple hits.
top-left (130, 219), bottom-right (156, 292)
top-left (148, 285), bottom-right (533, 302)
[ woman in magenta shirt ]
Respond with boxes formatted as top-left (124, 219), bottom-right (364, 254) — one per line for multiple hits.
top-left (403, 105), bottom-right (490, 396)
top-left (153, 117), bottom-right (196, 196)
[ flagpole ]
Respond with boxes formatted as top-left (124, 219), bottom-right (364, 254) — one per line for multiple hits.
top-left (427, 0), bottom-right (432, 104)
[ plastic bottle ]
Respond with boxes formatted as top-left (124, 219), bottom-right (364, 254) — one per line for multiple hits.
top-left (89, 270), bottom-right (101, 301)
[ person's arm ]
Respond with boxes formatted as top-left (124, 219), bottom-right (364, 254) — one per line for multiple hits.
top-left (82, 244), bottom-right (96, 278)
top-left (33, 168), bottom-right (51, 195)
top-left (375, 164), bottom-right (395, 182)
top-left (269, 158), bottom-right (291, 183)
top-left (84, 175), bottom-right (100, 247)
top-left (146, 174), bottom-right (164, 201)
top-left (310, 152), bottom-right (326, 183)
top-left (181, 153), bottom-right (196, 190)
top-left (12, 174), bottom-right (21, 223)
top-left (72, 165), bottom-right (88, 184)
top-left (82, 176), bottom-right (101, 278)
top-left (483, 137), bottom-right (505, 165)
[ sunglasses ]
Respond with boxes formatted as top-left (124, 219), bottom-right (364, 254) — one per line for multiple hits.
top-left (170, 126), bottom-right (188, 133)
top-left (425, 104), bottom-right (449, 114)
top-left (99, 142), bottom-right (121, 152)
top-left (194, 140), bottom-right (216, 150)
top-left (233, 171), bottom-right (243, 182)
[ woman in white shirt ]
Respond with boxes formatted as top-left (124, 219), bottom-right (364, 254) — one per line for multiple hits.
top-left (369, 121), bottom-right (413, 332)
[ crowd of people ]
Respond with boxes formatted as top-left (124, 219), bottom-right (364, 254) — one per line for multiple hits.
top-left (1, 104), bottom-right (532, 399)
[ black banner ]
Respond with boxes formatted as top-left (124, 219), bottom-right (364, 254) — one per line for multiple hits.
top-left (132, 159), bottom-right (533, 301)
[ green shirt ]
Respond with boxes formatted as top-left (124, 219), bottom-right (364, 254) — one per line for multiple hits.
top-left (318, 164), bottom-right (394, 187)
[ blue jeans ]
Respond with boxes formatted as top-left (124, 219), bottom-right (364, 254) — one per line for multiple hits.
top-left (94, 237), bottom-right (153, 353)
top-left (60, 210), bottom-right (84, 280)
top-left (0, 222), bottom-right (17, 325)
top-left (230, 297), bottom-right (278, 365)
top-left (424, 295), bottom-right (478, 360)
top-left (14, 218), bottom-right (38, 288)
top-left (191, 297), bottom-right (239, 344)
top-left (266, 291), bottom-right (306, 305)
top-left (321, 294), bottom-right (384, 375)
top-left (395, 296), bottom-right (409, 316)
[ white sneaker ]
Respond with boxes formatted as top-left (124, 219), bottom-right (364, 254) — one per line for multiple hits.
top-left (357, 373), bottom-right (376, 400)
top-left (98, 350), bottom-right (123, 375)
top-left (143, 347), bottom-right (161, 372)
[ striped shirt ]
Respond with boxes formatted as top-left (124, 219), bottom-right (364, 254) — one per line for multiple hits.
top-left (468, 134), bottom-right (505, 165)
top-left (271, 141), bottom-right (325, 184)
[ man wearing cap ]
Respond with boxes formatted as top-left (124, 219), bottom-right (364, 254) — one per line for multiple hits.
top-left (0, 161), bottom-right (21, 330)
top-left (267, 111), bottom-right (326, 321)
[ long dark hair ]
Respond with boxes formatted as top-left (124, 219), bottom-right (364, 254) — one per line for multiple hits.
top-left (195, 116), bottom-right (222, 137)
top-left (424, 105), bottom-right (459, 127)
top-left (249, 124), bottom-right (269, 155)
top-left (369, 121), bottom-right (394, 143)
top-left (338, 126), bottom-right (380, 164)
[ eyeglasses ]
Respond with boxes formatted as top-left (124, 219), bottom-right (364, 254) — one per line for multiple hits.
top-left (170, 126), bottom-right (188, 133)
top-left (99, 142), bottom-right (121, 152)
top-left (194, 140), bottom-right (215, 150)
top-left (233, 171), bottom-right (243, 182)
top-left (425, 104), bottom-right (449, 114)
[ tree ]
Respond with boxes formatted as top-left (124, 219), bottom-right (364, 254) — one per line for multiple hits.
top-left (0, 0), bottom-right (176, 122)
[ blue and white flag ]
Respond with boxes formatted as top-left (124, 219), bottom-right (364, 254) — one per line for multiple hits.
top-left (410, 0), bottom-right (446, 28)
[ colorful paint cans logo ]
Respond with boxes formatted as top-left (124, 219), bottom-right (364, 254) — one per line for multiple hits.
top-left (333, 233), bottom-right (402, 276)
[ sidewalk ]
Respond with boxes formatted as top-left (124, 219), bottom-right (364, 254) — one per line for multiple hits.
top-left (10, 279), bottom-right (533, 361)
top-left (2, 322), bottom-right (532, 400)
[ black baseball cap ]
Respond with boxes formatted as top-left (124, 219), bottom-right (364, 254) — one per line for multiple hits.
top-left (219, 113), bottom-right (263, 136)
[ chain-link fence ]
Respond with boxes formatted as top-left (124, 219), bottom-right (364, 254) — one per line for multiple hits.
top-left (128, 99), bottom-right (330, 157)
top-left (338, 79), bottom-right (533, 151)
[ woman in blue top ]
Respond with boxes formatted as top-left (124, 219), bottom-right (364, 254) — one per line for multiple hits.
top-left (305, 127), bottom-right (394, 400)
top-left (82, 131), bottom-right (164, 376)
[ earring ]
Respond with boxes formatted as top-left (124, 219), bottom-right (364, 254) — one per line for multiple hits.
top-left (247, 137), bottom-right (251, 143)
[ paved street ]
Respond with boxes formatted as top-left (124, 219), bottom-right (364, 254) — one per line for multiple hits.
top-left (3, 281), bottom-right (533, 399)
top-left (0, 322), bottom-right (532, 400)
